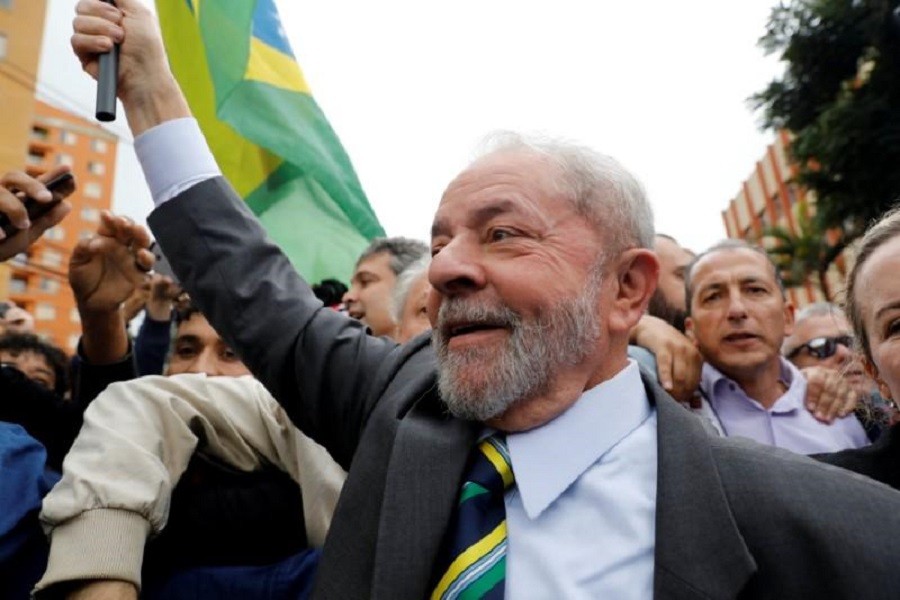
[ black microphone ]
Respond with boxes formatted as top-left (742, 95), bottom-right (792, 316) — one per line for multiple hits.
top-left (95, 0), bottom-right (119, 122)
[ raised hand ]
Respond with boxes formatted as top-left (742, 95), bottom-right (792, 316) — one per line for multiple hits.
top-left (802, 365), bottom-right (859, 424)
top-left (0, 167), bottom-right (73, 262)
top-left (69, 211), bottom-right (154, 315)
top-left (71, 0), bottom-right (190, 135)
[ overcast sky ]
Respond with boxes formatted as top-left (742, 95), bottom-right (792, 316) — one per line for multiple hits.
top-left (38, 0), bottom-right (783, 254)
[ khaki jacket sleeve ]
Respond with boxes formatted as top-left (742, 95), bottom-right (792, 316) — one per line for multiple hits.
top-left (36, 373), bottom-right (345, 593)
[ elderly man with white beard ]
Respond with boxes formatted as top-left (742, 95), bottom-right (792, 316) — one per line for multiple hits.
top-left (54, 2), bottom-right (900, 599)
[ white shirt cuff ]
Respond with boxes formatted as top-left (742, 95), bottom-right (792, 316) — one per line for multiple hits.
top-left (133, 118), bottom-right (221, 206)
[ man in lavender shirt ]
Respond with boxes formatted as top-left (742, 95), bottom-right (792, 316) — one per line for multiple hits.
top-left (684, 240), bottom-right (869, 454)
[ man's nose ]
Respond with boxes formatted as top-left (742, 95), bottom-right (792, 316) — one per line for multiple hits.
top-left (187, 349), bottom-right (221, 377)
top-left (428, 239), bottom-right (486, 296)
top-left (342, 286), bottom-right (359, 305)
top-left (833, 341), bottom-right (853, 365)
top-left (725, 293), bottom-right (748, 319)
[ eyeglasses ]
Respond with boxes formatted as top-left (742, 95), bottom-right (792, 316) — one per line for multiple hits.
top-left (787, 335), bottom-right (854, 360)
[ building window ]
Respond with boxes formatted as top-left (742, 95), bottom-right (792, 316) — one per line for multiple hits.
top-left (0, 33), bottom-right (6, 61)
top-left (42, 249), bottom-right (62, 268)
top-left (70, 308), bottom-right (81, 324)
top-left (31, 126), bottom-right (49, 141)
top-left (44, 226), bottom-right (65, 241)
top-left (56, 153), bottom-right (74, 167)
top-left (87, 161), bottom-right (105, 176)
top-left (61, 131), bottom-right (77, 146)
top-left (81, 207), bottom-right (100, 222)
top-left (38, 277), bottom-right (60, 294)
top-left (0, 1), bottom-right (11, 10)
top-left (84, 182), bottom-right (103, 199)
top-left (9, 276), bottom-right (27, 294)
top-left (67, 334), bottom-right (80, 351)
top-left (91, 139), bottom-right (108, 153)
top-left (26, 148), bottom-right (46, 165)
top-left (35, 303), bottom-right (56, 321)
top-left (79, 230), bottom-right (94, 240)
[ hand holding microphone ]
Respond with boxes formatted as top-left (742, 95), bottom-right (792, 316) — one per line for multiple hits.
top-left (95, 0), bottom-right (119, 121)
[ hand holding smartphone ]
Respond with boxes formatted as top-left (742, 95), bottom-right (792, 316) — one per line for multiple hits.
top-left (0, 172), bottom-right (76, 238)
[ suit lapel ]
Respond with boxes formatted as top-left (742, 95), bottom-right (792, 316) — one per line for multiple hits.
top-left (649, 378), bottom-right (758, 599)
top-left (371, 387), bottom-right (478, 600)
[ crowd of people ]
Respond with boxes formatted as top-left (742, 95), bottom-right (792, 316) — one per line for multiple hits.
top-left (2, 0), bottom-right (900, 598)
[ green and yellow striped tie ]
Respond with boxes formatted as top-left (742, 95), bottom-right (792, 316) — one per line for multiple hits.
top-left (431, 435), bottom-right (515, 600)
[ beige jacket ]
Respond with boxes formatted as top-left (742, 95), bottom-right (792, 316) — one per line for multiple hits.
top-left (35, 373), bottom-right (346, 593)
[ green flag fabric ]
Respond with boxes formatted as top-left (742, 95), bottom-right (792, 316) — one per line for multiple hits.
top-left (155, 0), bottom-right (385, 283)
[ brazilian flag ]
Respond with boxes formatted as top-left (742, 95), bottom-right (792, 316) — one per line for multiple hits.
top-left (156, 0), bottom-right (385, 282)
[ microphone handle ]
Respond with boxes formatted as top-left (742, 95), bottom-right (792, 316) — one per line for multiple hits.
top-left (95, 0), bottom-right (119, 122)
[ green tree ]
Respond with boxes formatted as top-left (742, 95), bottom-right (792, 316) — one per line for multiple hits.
top-left (762, 200), bottom-right (847, 301)
top-left (753, 0), bottom-right (900, 238)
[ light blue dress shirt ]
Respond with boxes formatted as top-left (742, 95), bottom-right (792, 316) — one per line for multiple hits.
top-left (506, 361), bottom-right (657, 599)
top-left (698, 359), bottom-right (869, 455)
top-left (136, 120), bottom-right (660, 598)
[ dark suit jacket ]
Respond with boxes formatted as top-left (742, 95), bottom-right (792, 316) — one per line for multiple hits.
top-left (149, 177), bottom-right (900, 599)
top-left (819, 423), bottom-right (900, 491)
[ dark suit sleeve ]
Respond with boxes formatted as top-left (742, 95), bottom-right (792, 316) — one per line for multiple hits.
top-left (148, 178), bottom-right (399, 468)
top-left (71, 341), bottom-right (139, 408)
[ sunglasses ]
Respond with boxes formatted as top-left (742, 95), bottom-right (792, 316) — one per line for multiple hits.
top-left (787, 335), bottom-right (854, 360)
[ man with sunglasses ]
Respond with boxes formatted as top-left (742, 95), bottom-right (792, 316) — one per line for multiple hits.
top-left (684, 241), bottom-right (869, 454)
top-left (784, 304), bottom-right (868, 393)
top-left (785, 303), bottom-right (894, 438)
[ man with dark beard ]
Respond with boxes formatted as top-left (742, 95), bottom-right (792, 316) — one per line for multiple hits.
top-left (64, 3), bottom-right (900, 598)
top-left (646, 234), bottom-right (694, 333)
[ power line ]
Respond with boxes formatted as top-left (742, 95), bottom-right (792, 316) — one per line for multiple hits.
top-left (2, 61), bottom-right (114, 127)
top-left (0, 63), bottom-right (133, 144)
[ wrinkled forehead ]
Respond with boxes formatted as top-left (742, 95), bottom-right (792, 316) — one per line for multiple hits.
top-left (656, 238), bottom-right (693, 268)
top-left (353, 251), bottom-right (395, 280)
top-left (691, 248), bottom-right (777, 288)
top-left (795, 313), bottom-right (851, 343)
top-left (432, 151), bottom-right (569, 238)
top-left (856, 236), bottom-right (900, 318)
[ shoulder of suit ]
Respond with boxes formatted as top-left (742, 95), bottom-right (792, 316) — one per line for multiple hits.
top-left (707, 433), bottom-right (900, 507)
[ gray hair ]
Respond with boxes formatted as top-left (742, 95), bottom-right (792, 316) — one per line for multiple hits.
top-left (391, 254), bottom-right (431, 323)
top-left (357, 237), bottom-right (429, 276)
top-left (782, 302), bottom-right (847, 356)
top-left (474, 132), bottom-right (655, 253)
top-left (846, 206), bottom-right (900, 363)
top-left (684, 239), bottom-right (786, 315)
top-left (795, 302), bottom-right (845, 324)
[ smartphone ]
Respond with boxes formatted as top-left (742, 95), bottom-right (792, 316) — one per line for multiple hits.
top-left (0, 172), bottom-right (76, 237)
top-left (149, 241), bottom-right (179, 284)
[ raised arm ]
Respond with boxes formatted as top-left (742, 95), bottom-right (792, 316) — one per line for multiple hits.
top-left (71, 0), bottom-right (406, 463)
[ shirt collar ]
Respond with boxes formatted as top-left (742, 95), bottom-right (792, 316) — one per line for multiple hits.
top-left (700, 358), bottom-right (807, 414)
top-left (506, 360), bottom-right (652, 519)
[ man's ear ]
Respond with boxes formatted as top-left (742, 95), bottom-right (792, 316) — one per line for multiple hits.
top-left (606, 248), bottom-right (659, 336)
top-left (783, 301), bottom-right (796, 338)
top-left (685, 316), bottom-right (697, 345)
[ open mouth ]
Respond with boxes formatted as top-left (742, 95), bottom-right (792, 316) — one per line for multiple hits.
top-left (723, 332), bottom-right (759, 343)
top-left (442, 320), bottom-right (510, 342)
top-left (447, 322), bottom-right (505, 337)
